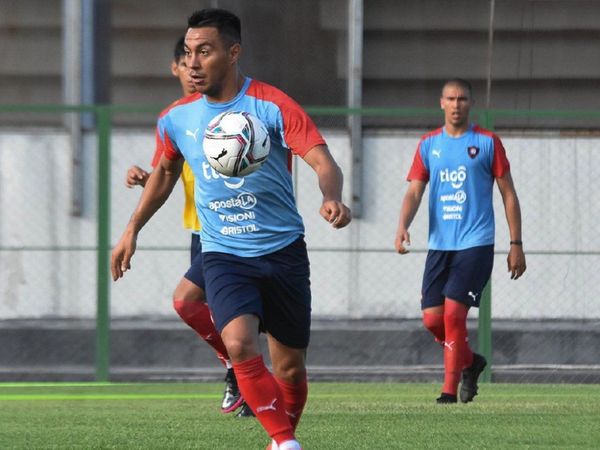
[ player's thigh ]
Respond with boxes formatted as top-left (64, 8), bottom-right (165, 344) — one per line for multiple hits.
top-left (421, 250), bottom-right (452, 310)
top-left (173, 276), bottom-right (205, 302)
top-left (202, 251), bottom-right (264, 334)
top-left (445, 245), bottom-right (494, 307)
top-left (261, 237), bottom-right (312, 350)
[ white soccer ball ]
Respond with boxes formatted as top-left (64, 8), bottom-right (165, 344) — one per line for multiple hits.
top-left (203, 111), bottom-right (271, 177)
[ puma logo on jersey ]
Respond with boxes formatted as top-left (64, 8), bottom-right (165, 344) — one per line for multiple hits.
top-left (432, 149), bottom-right (441, 158)
top-left (444, 340), bottom-right (455, 351)
top-left (256, 398), bottom-right (278, 413)
top-left (186, 128), bottom-right (200, 142)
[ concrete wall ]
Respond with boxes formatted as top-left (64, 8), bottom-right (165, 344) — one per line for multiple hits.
top-left (1, 129), bottom-right (599, 320)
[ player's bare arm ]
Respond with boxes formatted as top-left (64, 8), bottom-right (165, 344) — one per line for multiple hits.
top-left (496, 172), bottom-right (527, 280)
top-left (125, 165), bottom-right (150, 188)
top-left (111, 155), bottom-right (184, 281)
top-left (395, 180), bottom-right (426, 254)
top-left (302, 144), bottom-right (352, 229)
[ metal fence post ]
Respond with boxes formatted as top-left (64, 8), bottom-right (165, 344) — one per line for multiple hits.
top-left (96, 105), bottom-right (111, 381)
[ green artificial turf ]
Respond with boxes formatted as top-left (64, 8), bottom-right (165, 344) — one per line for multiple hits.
top-left (1, 382), bottom-right (598, 449)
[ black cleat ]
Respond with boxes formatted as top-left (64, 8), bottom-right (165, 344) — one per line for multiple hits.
top-left (235, 402), bottom-right (255, 418)
top-left (221, 368), bottom-right (244, 413)
top-left (436, 393), bottom-right (457, 404)
top-left (460, 353), bottom-right (487, 403)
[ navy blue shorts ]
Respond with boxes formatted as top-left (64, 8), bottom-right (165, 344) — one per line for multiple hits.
top-left (421, 245), bottom-right (494, 309)
top-left (202, 236), bottom-right (311, 349)
top-left (184, 233), bottom-right (205, 289)
top-left (190, 232), bottom-right (201, 264)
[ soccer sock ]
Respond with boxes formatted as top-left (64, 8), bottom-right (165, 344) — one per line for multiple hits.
top-left (422, 312), bottom-right (445, 345)
top-left (173, 299), bottom-right (230, 366)
top-left (274, 374), bottom-right (308, 431)
top-left (442, 300), bottom-right (470, 396)
top-left (233, 356), bottom-right (295, 444)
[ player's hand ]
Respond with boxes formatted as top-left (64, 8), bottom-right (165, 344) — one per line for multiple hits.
top-left (111, 231), bottom-right (137, 281)
top-left (126, 166), bottom-right (150, 188)
top-left (320, 200), bottom-right (352, 229)
top-left (395, 229), bottom-right (411, 254)
top-left (507, 245), bottom-right (526, 280)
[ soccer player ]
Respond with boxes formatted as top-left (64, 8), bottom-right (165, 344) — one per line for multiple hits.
top-left (124, 36), bottom-right (251, 417)
top-left (395, 79), bottom-right (526, 404)
top-left (111, 8), bottom-right (351, 450)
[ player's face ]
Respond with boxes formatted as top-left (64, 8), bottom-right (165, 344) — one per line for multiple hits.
top-left (184, 26), bottom-right (240, 101)
top-left (440, 84), bottom-right (471, 131)
top-left (171, 58), bottom-right (196, 97)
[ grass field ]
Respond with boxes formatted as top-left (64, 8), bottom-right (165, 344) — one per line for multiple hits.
top-left (1, 382), bottom-right (599, 449)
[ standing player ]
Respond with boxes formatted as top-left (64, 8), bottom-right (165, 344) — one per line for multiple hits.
top-left (124, 36), bottom-right (250, 417)
top-left (395, 79), bottom-right (526, 404)
top-left (111, 8), bottom-right (351, 450)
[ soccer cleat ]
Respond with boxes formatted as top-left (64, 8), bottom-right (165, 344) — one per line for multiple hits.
top-left (221, 368), bottom-right (244, 413)
top-left (460, 352), bottom-right (487, 403)
top-left (436, 393), bottom-right (457, 404)
top-left (266, 440), bottom-right (278, 450)
top-left (235, 402), bottom-right (255, 418)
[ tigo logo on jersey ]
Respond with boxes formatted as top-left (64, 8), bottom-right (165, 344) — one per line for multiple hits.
top-left (439, 166), bottom-right (467, 189)
top-left (467, 146), bottom-right (479, 158)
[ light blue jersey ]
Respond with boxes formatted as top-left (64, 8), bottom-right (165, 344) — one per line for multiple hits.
top-left (407, 125), bottom-right (510, 250)
top-left (158, 77), bottom-right (326, 257)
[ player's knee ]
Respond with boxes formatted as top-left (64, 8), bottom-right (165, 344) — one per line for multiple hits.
top-left (422, 313), bottom-right (444, 333)
top-left (172, 284), bottom-right (206, 303)
top-left (443, 310), bottom-right (466, 329)
top-left (273, 363), bottom-right (306, 384)
top-left (223, 336), bottom-right (259, 363)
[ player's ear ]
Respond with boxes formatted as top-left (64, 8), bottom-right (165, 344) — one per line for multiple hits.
top-left (440, 97), bottom-right (444, 110)
top-left (229, 43), bottom-right (241, 65)
top-left (170, 60), bottom-right (179, 77)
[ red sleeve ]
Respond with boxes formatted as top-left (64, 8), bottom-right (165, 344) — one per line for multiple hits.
top-left (406, 142), bottom-right (429, 182)
top-left (491, 135), bottom-right (510, 178)
top-left (162, 129), bottom-right (182, 161)
top-left (150, 126), bottom-right (164, 168)
top-left (246, 80), bottom-right (325, 157)
top-left (280, 102), bottom-right (326, 157)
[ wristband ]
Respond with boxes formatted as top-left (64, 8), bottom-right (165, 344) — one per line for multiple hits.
top-left (510, 240), bottom-right (523, 246)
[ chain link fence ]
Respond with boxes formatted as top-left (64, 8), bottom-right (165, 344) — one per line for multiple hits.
top-left (1, 106), bottom-right (599, 383)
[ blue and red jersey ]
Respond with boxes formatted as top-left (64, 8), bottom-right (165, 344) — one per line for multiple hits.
top-left (407, 124), bottom-right (510, 250)
top-left (157, 77), bottom-right (325, 257)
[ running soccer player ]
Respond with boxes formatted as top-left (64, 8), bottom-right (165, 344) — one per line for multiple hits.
top-left (124, 36), bottom-right (250, 417)
top-left (111, 9), bottom-right (351, 450)
top-left (395, 78), bottom-right (526, 404)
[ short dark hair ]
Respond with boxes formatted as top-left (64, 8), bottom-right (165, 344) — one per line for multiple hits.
top-left (173, 36), bottom-right (186, 63)
top-left (187, 8), bottom-right (241, 46)
top-left (442, 78), bottom-right (473, 98)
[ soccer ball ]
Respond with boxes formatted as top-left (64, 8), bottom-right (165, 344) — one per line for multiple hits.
top-left (203, 111), bottom-right (271, 177)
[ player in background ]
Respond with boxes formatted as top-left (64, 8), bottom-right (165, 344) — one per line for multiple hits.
top-left (124, 36), bottom-right (252, 417)
top-left (111, 9), bottom-right (351, 450)
top-left (395, 79), bottom-right (526, 404)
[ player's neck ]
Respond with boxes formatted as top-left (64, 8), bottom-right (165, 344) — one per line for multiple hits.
top-left (444, 122), bottom-right (470, 137)
top-left (206, 72), bottom-right (246, 104)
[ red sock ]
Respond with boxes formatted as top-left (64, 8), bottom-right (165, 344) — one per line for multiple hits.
top-left (173, 299), bottom-right (230, 366)
top-left (422, 312), bottom-right (445, 345)
top-left (233, 356), bottom-right (294, 444)
top-left (275, 375), bottom-right (308, 431)
top-left (442, 300), bottom-right (470, 396)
